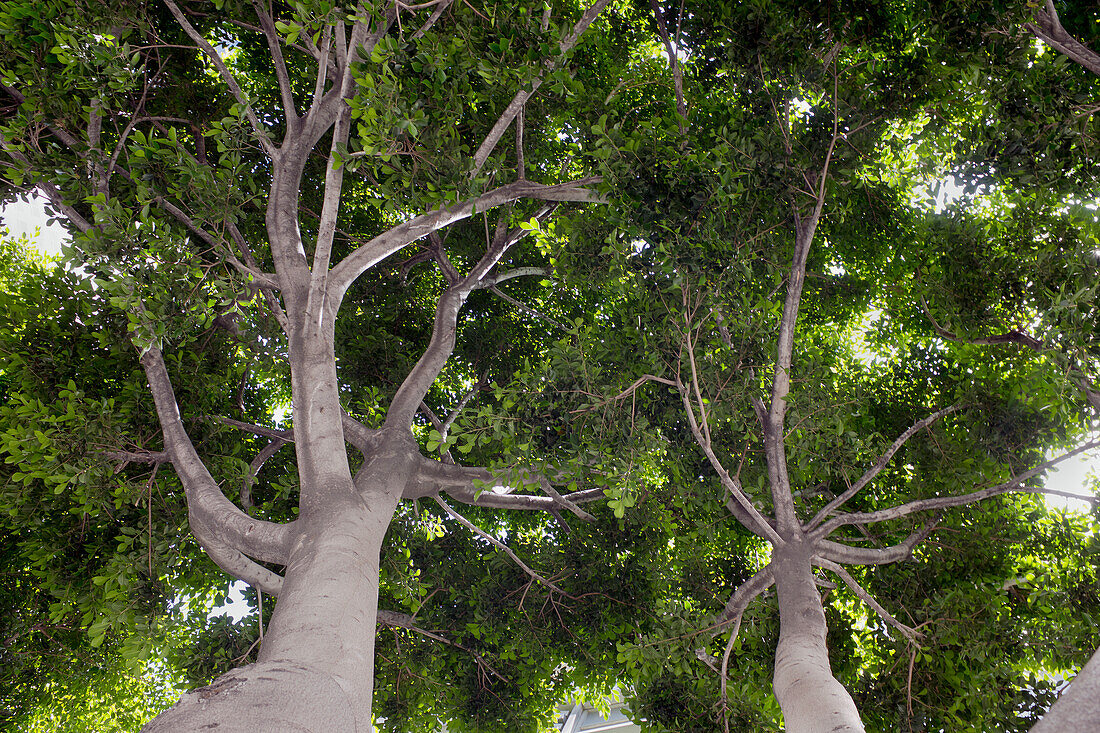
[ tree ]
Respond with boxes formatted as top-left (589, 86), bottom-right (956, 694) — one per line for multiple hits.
top-left (543, 1), bottom-right (1100, 730)
top-left (0, 0), bottom-right (647, 729)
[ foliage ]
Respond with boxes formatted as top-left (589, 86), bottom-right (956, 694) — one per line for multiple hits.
top-left (0, 0), bottom-right (1098, 731)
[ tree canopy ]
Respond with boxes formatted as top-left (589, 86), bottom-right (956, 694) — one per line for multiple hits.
top-left (0, 0), bottom-right (1098, 731)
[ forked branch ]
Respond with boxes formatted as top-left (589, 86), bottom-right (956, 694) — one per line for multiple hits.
top-left (806, 404), bottom-right (963, 530)
top-left (163, 0), bottom-right (277, 157)
top-left (677, 373), bottom-right (784, 546)
top-left (141, 347), bottom-right (294, 564)
top-left (328, 177), bottom-right (601, 302)
top-left (816, 517), bottom-right (940, 566)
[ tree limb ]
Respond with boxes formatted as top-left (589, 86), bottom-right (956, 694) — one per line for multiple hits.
top-left (920, 296), bottom-right (1100, 412)
top-left (469, 0), bottom-right (614, 177)
top-left (218, 417), bottom-right (294, 442)
top-left (677, 375), bottom-right (784, 545)
top-left (251, 0), bottom-right (298, 129)
top-left (764, 72), bottom-right (842, 535)
top-left (408, 0), bottom-right (455, 42)
top-left (385, 204), bottom-right (558, 429)
top-left (403, 455), bottom-right (605, 513)
top-left (201, 534), bottom-right (285, 596)
top-left (376, 607), bottom-right (508, 683)
top-left (806, 404), bottom-right (963, 530)
top-left (328, 177), bottom-right (601, 303)
top-left (814, 557), bottom-right (920, 644)
top-left (241, 437), bottom-right (288, 510)
top-left (811, 440), bottom-right (1100, 539)
top-left (472, 266), bottom-right (551, 290)
top-left (163, 0), bottom-right (277, 158)
top-left (815, 517), bottom-right (939, 566)
top-left (648, 0), bottom-right (687, 132)
top-left (1026, 0), bottom-right (1100, 78)
top-left (714, 563), bottom-right (774, 628)
top-left (713, 565), bottom-right (768, 733)
top-left (154, 197), bottom-right (282, 290)
top-left (141, 347), bottom-right (294, 564)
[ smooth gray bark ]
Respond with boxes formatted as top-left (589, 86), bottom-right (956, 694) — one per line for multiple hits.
top-left (771, 543), bottom-right (866, 733)
top-left (143, 419), bottom-right (413, 731)
top-left (1030, 646), bottom-right (1100, 733)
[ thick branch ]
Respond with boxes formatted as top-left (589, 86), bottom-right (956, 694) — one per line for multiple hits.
top-left (385, 206), bottom-right (556, 428)
top-left (815, 518), bottom-right (939, 566)
top-left (141, 347), bottom-right (293, 564)
top-left (715, 563), bottom-right (774, 627)
top-left (677, 377), bottom-right (784, 545)
top-left (201, 535), bottom-right (285, 596)
top-left (328, 177), bottom-right (601, 302)
top-left (812, 441), bottom-right (1100, 539)
top-left (764, 81), bottom-right (841, 534)
top-left (307, 13), bottom-right (381, 321)
top-left (1027, 0), bottom-right (1100, 78)
top-left (806, 404), bottom-right (963, 530)
top-left (472, 266), bottom-right (551, 290)
top-left (251, 0), bottom-right (298, 128)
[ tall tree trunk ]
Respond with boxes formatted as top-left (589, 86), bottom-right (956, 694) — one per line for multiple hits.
top-left (143, 466), bottom-right (404, 732)
top-left (143, 319), bottom-right (413, 731)
top-left (771, 541), bottom-right (866, 733)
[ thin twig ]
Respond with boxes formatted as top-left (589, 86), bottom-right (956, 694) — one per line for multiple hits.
top-left (433, 495), bottom-right (567, 595)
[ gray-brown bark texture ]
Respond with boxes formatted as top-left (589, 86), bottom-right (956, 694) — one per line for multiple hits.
top-left (771, 544), bottom-right (865, 733)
